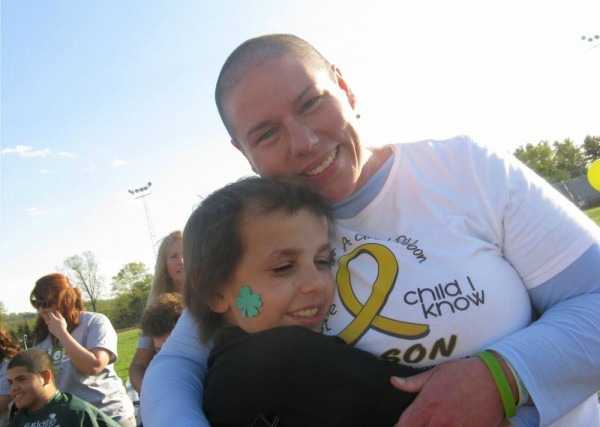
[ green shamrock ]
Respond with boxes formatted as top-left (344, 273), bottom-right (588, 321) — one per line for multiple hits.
top-left (236, 286), bottom-right (262, 318)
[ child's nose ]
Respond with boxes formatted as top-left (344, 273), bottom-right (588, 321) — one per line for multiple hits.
top-left (298, 269), bottom-right (328, 293)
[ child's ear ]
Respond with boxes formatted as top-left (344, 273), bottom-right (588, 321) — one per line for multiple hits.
top-left (206, 292), bottom-right (230, 313)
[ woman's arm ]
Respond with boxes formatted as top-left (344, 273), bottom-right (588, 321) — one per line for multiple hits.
top-left (45, 311), bottom-right (111, 375)
top-left (141, 309), bottom-right (211, 427)
top-left (489, 244), bottom-right (600, 426)
top-left (128, 347), bottom-right (155, 394)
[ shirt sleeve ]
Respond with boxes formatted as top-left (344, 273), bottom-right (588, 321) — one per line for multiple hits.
top-left (136, 334), bottom-right (153, 350)
top-left (140, 309), bottom-right (211, 427)
top-left (85, 313), bottom-right (119, 363)
top-left (489, 244), bottom-right (600, 426)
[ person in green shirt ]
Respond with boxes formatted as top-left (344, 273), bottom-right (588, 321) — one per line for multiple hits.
top-left (6, 348), bottom-right (120, 427)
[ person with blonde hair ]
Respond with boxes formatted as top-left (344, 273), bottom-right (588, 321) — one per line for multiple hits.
top-left (128, 231), bottom-right (184, 395)
top-left (145, 230), bottom-right (184, 308)
top-left (30, 273), bottom-right (135, 427)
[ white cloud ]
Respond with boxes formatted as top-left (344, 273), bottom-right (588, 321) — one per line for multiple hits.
top-left (1, 145), bottom-right (31, 155)
top-left (1, 145), bottom-right (51, 157)
top-left (111, 159), bottom-right (126, 168)
top-left (40, 168), bottom-right (51, 174)
top-left (58, 151), bottom-right (75, 158)
top-left (26, 207), bottom-right (45, 217)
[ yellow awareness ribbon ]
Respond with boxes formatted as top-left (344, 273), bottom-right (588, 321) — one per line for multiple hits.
top-left (336, 243), bottom-right (430, 345)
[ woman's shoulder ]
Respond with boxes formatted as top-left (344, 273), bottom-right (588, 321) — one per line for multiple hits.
top-left (78, 311), bottom-right (113, 328)
top-left (79, 310), bottom-right (108, 320)
top-left (391, 135), bottom-right (509, 170)
top-left (393, 135), bottom-right (483, 152)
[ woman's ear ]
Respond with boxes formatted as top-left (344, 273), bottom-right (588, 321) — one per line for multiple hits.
top-left (206, 291), bottom-right (230, 313)
top-left (331, 65), bottom-right (357, 109)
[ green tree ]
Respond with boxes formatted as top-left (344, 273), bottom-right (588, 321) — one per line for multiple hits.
top-left (111, 262), bottom-right (152, 296)
top-left (514, 139), bottom-right (589, 183)
top-left (583, 135), bottom-right (600, 164)
top-left (553, 139), bottom-right (586, 179)
top-left (107, 262), bottom-right (152, 329)
top-left (514, 141), bottom-right (562, 182)
top-left (0, 300), bottom-right (6, 327)
top-left (63, 251), bottom-right (105, 312)
top-left (9, 320), bottom-right (34, 349)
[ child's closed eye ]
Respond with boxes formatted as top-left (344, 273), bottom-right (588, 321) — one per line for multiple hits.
top-left (315, 258), bottom-right (332, 270)
top-left (272, 263), bottom-right (293, 274)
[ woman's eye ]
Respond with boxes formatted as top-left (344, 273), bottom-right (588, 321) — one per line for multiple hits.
top-left (300, 96), bottom-right (320, 113)
top-left (256, 127), bottom-right (279, 144)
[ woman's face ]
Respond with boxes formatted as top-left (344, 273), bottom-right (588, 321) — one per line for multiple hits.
top-left (165, 238), bottom-right (184, 292)
top-left (31, 295), bottom-right (57, 317)
top-left (223, 55), bottom-right (369, 203)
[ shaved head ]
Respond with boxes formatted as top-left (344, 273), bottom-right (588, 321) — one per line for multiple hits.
top-left (215, 34), bottom-right (335, 138)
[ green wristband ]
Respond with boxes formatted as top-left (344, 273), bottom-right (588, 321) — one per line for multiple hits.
top-left (477, 351), bottom-right (517, 419)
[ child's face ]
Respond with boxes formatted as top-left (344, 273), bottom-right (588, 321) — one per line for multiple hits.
top-left (214, 208), bottom-right (334, 333)
top-left (8, 366), bottom-right (48, 412)
top-left (152, 333), bottom-right (170, 353)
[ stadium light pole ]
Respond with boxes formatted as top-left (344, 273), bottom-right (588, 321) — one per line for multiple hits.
top-left (128, 182), bottom-right (157, 258)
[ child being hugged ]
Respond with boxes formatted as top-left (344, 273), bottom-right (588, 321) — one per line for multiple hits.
top-left (183, 177), bottom-right (425, 427)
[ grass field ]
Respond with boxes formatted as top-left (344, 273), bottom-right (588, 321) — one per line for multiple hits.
top-left (585, 206), bottom-right (600, 226)
top-left (115, 328), bottom-right (141, 385)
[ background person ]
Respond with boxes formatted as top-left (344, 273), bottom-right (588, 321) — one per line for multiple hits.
top-left (0, 328), bottom-right (20, 427)
top-left (142, 34), bottom-right (600, 427)
top-left (128, 231), bottom-right (183, 394)
top-left (7, 348), bottom-right (120, 427)
top-left (30, 273), bottom-right (135, 427)
top-left (139, 292), bottom-right (183, 353)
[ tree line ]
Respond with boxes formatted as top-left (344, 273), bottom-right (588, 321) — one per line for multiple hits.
top-left (513, 135), bottom-right (600, 183)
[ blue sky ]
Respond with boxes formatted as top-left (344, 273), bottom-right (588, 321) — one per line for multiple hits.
top-left (2, 0), bottom-right (599, 313)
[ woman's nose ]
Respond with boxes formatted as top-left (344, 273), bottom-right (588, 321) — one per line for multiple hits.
top-left (288, 122), bottom-right (318, 156)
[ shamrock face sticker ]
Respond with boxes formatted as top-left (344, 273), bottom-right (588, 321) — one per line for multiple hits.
top-left (236, 285), bottom-right (262, 318)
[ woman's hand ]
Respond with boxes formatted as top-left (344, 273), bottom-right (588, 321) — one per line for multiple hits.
top-left (391, 357), bottom-right (507, 427)
top-left (44, 310), bottom-right (68, 339)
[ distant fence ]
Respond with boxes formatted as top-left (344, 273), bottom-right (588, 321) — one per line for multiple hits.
top-left (553, 176), bottom-right (600, 209)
